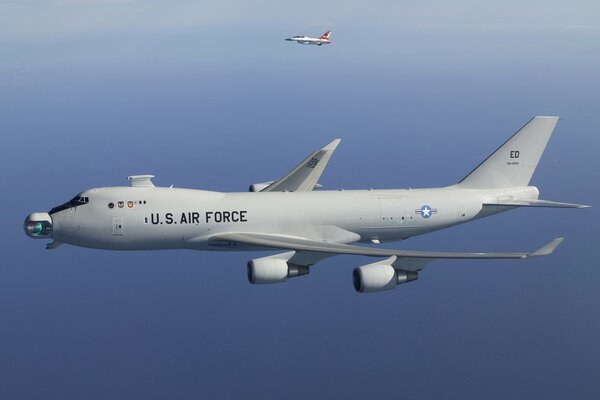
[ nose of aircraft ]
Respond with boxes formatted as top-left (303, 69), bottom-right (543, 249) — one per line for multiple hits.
top-left (24, 212), bottom-right (53, 239)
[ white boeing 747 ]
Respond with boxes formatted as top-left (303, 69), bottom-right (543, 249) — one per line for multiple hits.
top-left (285, 31), bottom-right (331, 45)
top-left (24, 117), bottom-right (589, 293)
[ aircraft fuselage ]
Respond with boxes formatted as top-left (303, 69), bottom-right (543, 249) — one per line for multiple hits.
top-left (23, 117), bottom-right (589, 292)
top-left (42, 185), bottom-right (537, 251)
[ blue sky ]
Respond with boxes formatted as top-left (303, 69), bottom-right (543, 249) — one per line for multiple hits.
top-left (1, 1), bottom-right (599, 399)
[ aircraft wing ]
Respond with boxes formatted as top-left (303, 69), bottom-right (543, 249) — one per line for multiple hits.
top-left (483, 199), bottom-right (591, 209)
top-left (208, 232), bottom-right (563, 261)
top-left (252, 139), bottom-right (341, 192)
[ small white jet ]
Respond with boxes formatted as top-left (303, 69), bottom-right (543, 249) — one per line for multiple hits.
top-left (25, 117), bottom-right (589, 293)
top-left (285, 31), bottom-right (332, 45)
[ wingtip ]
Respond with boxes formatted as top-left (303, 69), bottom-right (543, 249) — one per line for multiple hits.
top-left (528, 237), bottom-right (565, 258)
top-left (534, 115), bottom-right (560, 120)
top-left (322, 138), bottom-right (341, 151)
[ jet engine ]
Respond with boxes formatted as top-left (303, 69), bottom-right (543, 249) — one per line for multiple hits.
top-left (247, 257), bottom-right (309, 284)
top-left (353, 263), bottom-right (418, 293)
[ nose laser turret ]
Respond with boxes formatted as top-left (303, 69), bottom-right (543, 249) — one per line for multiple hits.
top-left (24, 212), bottom-right (53, 239)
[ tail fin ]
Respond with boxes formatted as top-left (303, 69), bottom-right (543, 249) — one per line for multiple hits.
top-left (320, 31), bottom-right (331, 39)
top-left (457, 116), bottom-right (559, 189)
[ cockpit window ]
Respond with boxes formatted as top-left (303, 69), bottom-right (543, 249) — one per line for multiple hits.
top-left (49, 193), bottom-right (90, 215)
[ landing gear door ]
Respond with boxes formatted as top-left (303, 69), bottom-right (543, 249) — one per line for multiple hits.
top-left (112, 217), bottom-right (124, 236)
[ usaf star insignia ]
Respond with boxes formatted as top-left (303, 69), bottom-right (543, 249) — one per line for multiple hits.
top-left (415, 205), bottom-right (438, 218)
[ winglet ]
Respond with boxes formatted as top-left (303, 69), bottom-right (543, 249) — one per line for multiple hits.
top-left (257, 138), bottom-right (342, 192)
top-left (322, 138), bottom-right (341, 151)
top-left (527, 238), bottom-right (564, 258)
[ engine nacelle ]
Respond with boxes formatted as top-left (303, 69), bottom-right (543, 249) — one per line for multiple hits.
top-left (248, 181), bottom-right (275, 192)
top-left (247, 257), bottom-right (309, 284)
top-left (249, 181), bottom-right (322, 192)
top-left (353, 264), bottom-right (418, 293)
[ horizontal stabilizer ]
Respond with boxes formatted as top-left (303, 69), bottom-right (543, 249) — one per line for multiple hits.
top-left (208, 232), bottom-right (563, 260)
top-left (483, 199), bottom-right (591, 209)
